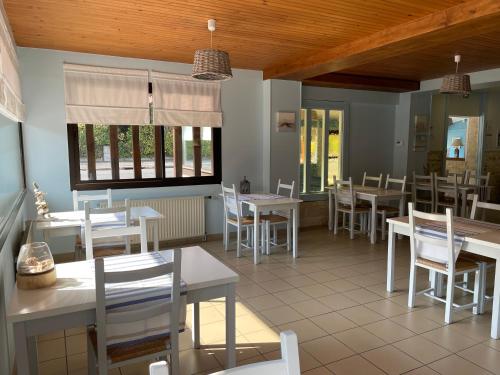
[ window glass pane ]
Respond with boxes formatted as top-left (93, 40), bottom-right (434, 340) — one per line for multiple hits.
top-left (94, 124), bottom-right (111, 180)
top-left (164, 126), bottom-right (174, 178)
top-left (182, 127), bottom-right (194, 177)
top-left (328, 110), bottom-right (343, 185)
top-left (117, 125), bottom-right (134, 179)
top-left (310, 109), bottom-right (325, 192)
top-left (300, 109), bottom-right (306, 193)
top-left (201, 127), bottom-right (213, 175)
top-left (78, 124), bottom-right (88, 181)
top-left (139, 125), bottom-right (156, 178)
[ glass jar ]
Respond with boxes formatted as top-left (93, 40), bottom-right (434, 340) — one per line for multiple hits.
top-left (17, 242), bottom-right (55, 275)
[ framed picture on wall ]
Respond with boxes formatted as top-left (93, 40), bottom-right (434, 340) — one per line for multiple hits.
top-left (276, 111), bottom-right (296, 132)
top-left (413, 114), bottom-right (429, 151)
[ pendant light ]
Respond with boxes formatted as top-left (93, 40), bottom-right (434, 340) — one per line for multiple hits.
top-left (440, 54), bottom-right (471, 98)
top-left (192, 19), bottom-right (233, 81)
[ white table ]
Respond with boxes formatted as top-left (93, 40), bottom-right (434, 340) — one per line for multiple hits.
top-left (239, 195), bottom-right (302, 265)
top-left (7, 246), bottom-right (239, 375)
top-left (36, 206), bottom-right (163, 251)
top-left (385, 216), bottom-right (500, 339)
top-left (327, 185), bottom-right (406, 244)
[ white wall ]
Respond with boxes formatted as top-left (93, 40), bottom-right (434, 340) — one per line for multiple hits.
top-left (302, 86), bottom-right (399, 183)
top-left (18, 47), bottom-right (264, 249)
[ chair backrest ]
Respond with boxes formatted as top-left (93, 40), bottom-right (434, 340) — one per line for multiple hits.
top-left (85, 215), bottom-right (147, 259)
top-left (333, 176), bottom-right (356, 209)
top-left (73, 188), bottom-right (112, 211)
top-left (447, 171), bottom-right (465, 184)
top-left (362, 172), bottom-right (383, 188)
top-left (435, 174), bottom-right (458, 196)
top-left (84, 199), bottom-right (131, 223)
top-left (208, 331), bottom-right (300, 375)
top-left (477, 172), bottom-right (491, 187)
top-left (276, 179), bottom-right (295, 198)
top-left (469, 193), bottom-right (500, 220)
top-left (95, 248), bottom-right (182, 368)
top-left (412, 172), bottom-right (434, 203)
top-left (385, 175), bottom-right (406, 192)
top-left (221, 183), bottom-right (241, 220)
top-left (408, 202), bottom-right (457, 268)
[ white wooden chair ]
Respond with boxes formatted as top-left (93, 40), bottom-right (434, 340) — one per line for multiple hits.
top-left (261, 179), bottom-right (295, 255)
top-left (447, 171), bottom-right (466, 184)
top-left (412, 172), bottom-right (434, 212)
top-left (73, 188), bottom-right (112, 210)
top-left (376, 175), bottom-right (406, 240)
top-left (83, 200), bottom-right (132, 260)
top-left (435, 174), bottom-right (459, 215)
top-left (149, 331), bottom-right (300, 375)
top-left (333, 177), bottom-right (370, 239)
top-left (362, 172), bottom-right (383, 188)
top-left (221, 183), bottom-right (264, 257)
top-left (88, 248), bottom-right (182, 375)
top-left (407, 203), bottom-right (481, 323)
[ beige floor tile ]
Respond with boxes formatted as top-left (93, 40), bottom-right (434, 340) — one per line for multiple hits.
top-left (291, 299), bottom-right (332, 318)
top-left (120, 360), bottom-right (152, 375)
top-left (404, 366), bottom-right (440, 375)
top-left (317, 293), bottom-right (359, 311)
top-left (389, 312), bottom-right (442, 334)
top-left (421, 325), bottom-right (480, 352)
top-left (396, 335), bottom-right (451, 363)
top-left (178, 349), bottom-right (221, 375)
top-left (337, 306), bottom-right (385, 326)
top-left (277, 319), bottom-right (328, 343)
top-left (244, 327), bottom-right (281, 354)
top-left (263, 347), bottom-right (322, 372)
top-left (364, 319), bottom-right (415, 343)
top-left (327, 354), bottom-right (385, 375)
top-left (260, 279), bottom-right (294, 293)
top-left (333, 327), bottom-right (386, 353)
top-left (364, 299), bottom-right (411, 318)
top-left (245, 294), bottom-right (285, 311)
top-left (429, 354), bottom-right (493, 375)
top-left (67, 352), bottom-right (87, 373)
top-left (347, 289), bottom-right (383, 304)
top-left (235, 314), bottom-right (271, 335)
top-left (38, 337), bottom-right (66, 362)
top-left (310, 312), bottom-right (357, 334)
top-left (236, 283), bottom-right (268, 299)
top-left (322, 279), bottom-right (359, 293)
top-left (259, 305), bottom-right (304, 325)
top-left (39, 358), bottom-right (67, 375)
top-left (301, 336), bottom-right (354, 364)
top-left (303, 366), bottom-right (334, 375)
top-left (283, 275), bottom-right (317, 288)
top-left (273, 288), bottom-right (311, 304)
top-left (362, 345), bottom-right (422, 375)
top-left (66, 333), bottom-right (87, 356)
top-left (65, 327), bottom-right (86, 337)
top-left (38, 331), bottom-right (65, 342)
top-left (299, 284), bottom-right (336, 298)
top-left (458, 343), bottom-right (500, 374)
top-left (214, 301), bottom-right (254, 318)
top-left (308, 271), bottom-right (339, 284)
top-left (448, 317), bottom-right (493, 342)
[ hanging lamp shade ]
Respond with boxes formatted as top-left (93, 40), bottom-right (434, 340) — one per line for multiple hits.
top-left (440, 55), bottom-right (471, 98)
top-left (192, 19), bottom-right (233, 81)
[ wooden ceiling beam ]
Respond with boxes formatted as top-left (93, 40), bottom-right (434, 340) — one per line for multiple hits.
top-left (263, 0), bottom-right (500, 80)
top-left (303, 73), bottom-right (420, 92)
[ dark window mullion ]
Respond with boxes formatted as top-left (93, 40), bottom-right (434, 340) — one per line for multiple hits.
top-left (132, 126), bottom-right (142, 179)
top-left (109, 125), bottom-right (120, 180)
top-left (193, 127), bottom-right (201, 177)
top-left (154, 126), bottom-right (164, 179)
top-left (85, 124), bottom-right (96, 180)
top-left (173, 127), bottom-right (183, 177)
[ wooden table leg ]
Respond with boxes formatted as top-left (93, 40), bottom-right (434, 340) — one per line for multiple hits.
top-left (386, 223), bottom-right (395, 292)
top-left (225, 283), bottom-right (236, 368)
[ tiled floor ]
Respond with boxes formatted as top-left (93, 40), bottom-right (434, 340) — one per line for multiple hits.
top-left (36, 228), bottom-right (499, 375)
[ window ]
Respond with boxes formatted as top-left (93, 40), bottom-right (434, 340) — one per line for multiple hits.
top-left (68, 123), bottom-right (221, 190)
top-left (300, 103), bottom-right (346, 194)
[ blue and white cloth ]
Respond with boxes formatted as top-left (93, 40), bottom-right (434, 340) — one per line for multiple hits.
top-left (415, 224), bottom-right (465, 265)
top-left (100, 252), bottom-right (187, 348)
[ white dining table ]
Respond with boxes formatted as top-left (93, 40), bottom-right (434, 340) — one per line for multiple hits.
top-left (385, 216), bottom-right (500, 339)
top-left (7, 246), bottom-right (239, 375)
top-left (35, 206), bottom-right (163, 251)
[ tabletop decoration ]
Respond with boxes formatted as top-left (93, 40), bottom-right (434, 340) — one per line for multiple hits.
top-left (16, 242), bottom-right (57, 289)
top-left (32, 181), bottom-right (50, 216)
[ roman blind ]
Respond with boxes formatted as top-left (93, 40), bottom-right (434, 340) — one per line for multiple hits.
top-left (0, 7), bottom-right (24, 122)
top-left (152, 71), bottom-right (222, 127)
top-left (63, 64), bottom-right (150, 125)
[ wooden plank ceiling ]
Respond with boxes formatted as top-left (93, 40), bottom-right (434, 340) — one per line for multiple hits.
top-left (4, 0), bottom-right (500, 92)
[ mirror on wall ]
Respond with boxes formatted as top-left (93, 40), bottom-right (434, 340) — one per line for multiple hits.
top-left (446, 116), bottom-right (468, 160)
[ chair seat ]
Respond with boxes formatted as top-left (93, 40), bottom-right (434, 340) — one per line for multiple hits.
top-left (89, 327), bottom-right (170, 364)
top-left (376, 205), bottom-right (399, 214)
top-left (416, 256), bottom-right (478, 272)
top-left (261, 214), bottom-right (288, 223)
top-left (92, 245), bottom-right (127, 258)
top-left (227, 215), bottom-right (264, 225)
top-left (337, 204), bottom-right (371, 213)
top-left (460, 252), bottom-right (496, 265)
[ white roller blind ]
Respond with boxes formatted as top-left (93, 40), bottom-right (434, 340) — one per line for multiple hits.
top-left (0, 6), bottom-right (24, 122)
top-left (152, 71), bottom-right (222, 127)
top-left (63, 64), bottom-right (150, 125)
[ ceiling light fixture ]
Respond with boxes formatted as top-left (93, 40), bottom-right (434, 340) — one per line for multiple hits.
top-left (192, 19), bottom-right (233, 81)
top-left (440, 54), bottom-right (471, 98)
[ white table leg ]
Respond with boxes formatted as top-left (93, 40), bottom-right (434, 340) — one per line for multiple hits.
top-left (292, 206), bottom-right (298, 258)
top-left (490, 258), bottom-right (500, 339)
top-left (14, 322), bottom-right (37, 375)
top-left (192, 302), bottom-right (200, 349)
top-left (398, 195), bottom-right (405, 240)
top-left (386, 222), bottom-right (395, 292)
top-left (370, 197), bottom-right (377, 244)
top-left (153, 220), bottom-right (159, 251)
top-left (253, 209), bottom-right (260, 264)
top-left (226, 283), bottom-right (236, 368)
top-left (328, 190), bottom-right (333, 231)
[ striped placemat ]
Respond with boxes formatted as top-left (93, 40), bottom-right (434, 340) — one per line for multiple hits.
top-left (419, 217), bottom-right (500, 237)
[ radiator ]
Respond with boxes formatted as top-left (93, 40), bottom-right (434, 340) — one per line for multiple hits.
top-left (114, 196), bottom-right (205, 242)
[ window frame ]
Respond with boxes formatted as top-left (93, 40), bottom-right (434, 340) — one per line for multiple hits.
top-left (67, 123), bottom-right (221, 190)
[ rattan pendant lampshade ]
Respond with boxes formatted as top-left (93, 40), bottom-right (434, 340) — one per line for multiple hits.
top-left (440, 54), bottom-right (471, 98)
top-left (192, 19), bottom-right (233, 81)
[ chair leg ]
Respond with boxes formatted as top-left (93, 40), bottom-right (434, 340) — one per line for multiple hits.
top-left (87, 333), bottom-right (96, 375)
top-left (246, 226), bottom-right (250, 247)
top-left (408, 264), bottom-right (417, 308)
top-left (473, 267), bottom-right (482, 315)
top-left (334, 209), bottom-right (339, 235)
top-left (273, 225), bottom-right (277, 245)
top-left (286, 219), bottom-right (291, 251)
top-left (479, 263), bottom-right (487, 314)
top-left (261, 223), bottom-right (265, 255)
top-left (462, 273), bottom-right (469, 290)
top-left (381, 212), bottom-right (386, 241)
top-left (236, 226), bottom-right (241, 258)
top-left (170, 336), bottom-right (180, 375)
top-left (266, 221), bottom-right (270, 255)
top-left (445, 272), bottom-right (455, 324)
top-left (349, 212), bottom-right (354, 240)
top-left (224, 221), bottom-right (229, 251)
